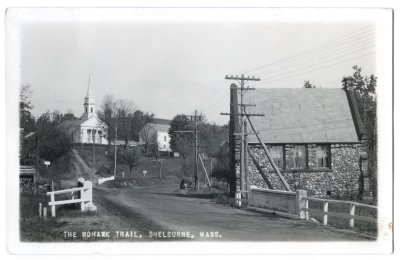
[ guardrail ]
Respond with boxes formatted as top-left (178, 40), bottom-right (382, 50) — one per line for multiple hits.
top-left (46, 180), bottom-right (94, 217)
top-left (300, 197), bottom-right (377, 228)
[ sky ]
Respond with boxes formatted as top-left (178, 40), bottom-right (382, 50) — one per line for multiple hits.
top-left (20, 9), bottom-right (377, 125)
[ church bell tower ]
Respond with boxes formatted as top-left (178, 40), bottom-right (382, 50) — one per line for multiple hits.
top-left (83, 76), bottom-right (96, 118)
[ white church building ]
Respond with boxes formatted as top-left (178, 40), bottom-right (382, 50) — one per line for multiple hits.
top-left (62, 80), bottom-right (108, 145)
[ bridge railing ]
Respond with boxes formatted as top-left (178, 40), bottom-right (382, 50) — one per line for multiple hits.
top-left (300, 197), bottom-right (377, 228)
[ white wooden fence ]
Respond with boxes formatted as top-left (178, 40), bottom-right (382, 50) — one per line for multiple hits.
top-left (46, 180), bottom-right (95, 217)
top-left (98, 176), bottom-right (115, 185)
top-left (300, 197), bottom-right (377, 228)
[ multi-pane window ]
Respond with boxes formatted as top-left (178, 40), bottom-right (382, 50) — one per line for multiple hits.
top-left (317, 145), bottom-right (331, 168)
top-left (270, 145), bottom-right (284, 168)
top-left (287, 145), bottom-right (307, 169)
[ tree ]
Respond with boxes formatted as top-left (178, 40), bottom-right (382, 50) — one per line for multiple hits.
top-left (198, 122), bottom-right (229, 157)
top-left (116, 99), bottom-right (136, 148)
top-left (303, 80), bottom-right (316, 88)
top-left (19, 84), bottom-right (36, 164)
top-left (36, 111), bottom-right (73, 163)
top-left (117, 147), bottom-right (142, 176)
top-left (98, 95), bottom-right (117, 151)
top-left (140, 123), bottom-right (155, 154)
top-left (212, 141), bottom-right (230, 182)
top-left (168, 114), bottom-right (193, 157)
top-left (131, 110), bottom-right (153, 142)
top-left (341, 65), bottom-right (377, 200)
top-left (62, 113), bottom-right (77, 121)
top-left (19, 84), bottom-right (36, 133)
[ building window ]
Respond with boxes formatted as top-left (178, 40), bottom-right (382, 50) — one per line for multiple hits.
top-left (287, 145), bottom-right (307, 169)
top-left (270, 145), bottom-right (284, 168)
top-left (317, 145), bottom-right (331, 168)
top-left (164, 136), bottom-right (166, 142)
top-left (85, 107), bottom-right (88, 113)
top-left (91, 107), bottom-right (93, 113)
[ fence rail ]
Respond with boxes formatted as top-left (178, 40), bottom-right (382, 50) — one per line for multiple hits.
top-left (300, 197), bottom-right (377, 228)
top-left (46, 180), bottom-right (94, 217)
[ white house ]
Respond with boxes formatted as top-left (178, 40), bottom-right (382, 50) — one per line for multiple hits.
top-left (62, 80), bottom-right (108, 145)
top-left (139, 118), bottom-right (172, 153)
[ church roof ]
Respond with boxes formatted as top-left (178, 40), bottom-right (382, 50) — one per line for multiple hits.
top-left (62, 119), bottom-right (85, 129)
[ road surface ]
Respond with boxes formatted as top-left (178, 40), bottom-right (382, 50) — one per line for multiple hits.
top-left (94, 184), bottom-right (372, 241)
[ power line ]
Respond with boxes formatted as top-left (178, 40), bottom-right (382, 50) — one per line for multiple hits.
top-left (195, 78), bottom-right (225, 108)
top-left (235, 26), bottom-right (375, 75)
top-left (254, 43), bottom-right (375, 81)
top-left (251, 38), bottom-right (375, 77)
top-left (254, 51), bottom-right (375, 86)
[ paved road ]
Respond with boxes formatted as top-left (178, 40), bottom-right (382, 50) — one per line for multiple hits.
top-left (94, 184), bottom-right (371, 241)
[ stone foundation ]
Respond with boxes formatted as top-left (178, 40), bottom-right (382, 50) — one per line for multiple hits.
top-left (248, 144), bottom-right (364, 198)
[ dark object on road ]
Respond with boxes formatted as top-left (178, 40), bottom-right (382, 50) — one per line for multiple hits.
top-left (180, 179), bottom-right (193, 190)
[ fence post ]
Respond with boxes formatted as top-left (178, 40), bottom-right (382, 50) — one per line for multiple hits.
top-left (305, 199), bottom-right (309, 220)
top-left (43, 207), bottom-right (47, 219)
top-left (39, 203), bottom-right (42, 218)
top-left (50, 192), bottom-right (56, 217)
top-left (349, 203), bottom-right (355, 228)
top-left (323, 201), bottom-right (329, 226)
top-left (296, 190), bottom-right (307, 218)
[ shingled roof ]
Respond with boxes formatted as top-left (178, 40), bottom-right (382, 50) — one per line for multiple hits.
top-left (244, 88), bottom-right (361, 144)
top-left (147, 123), bottom-right (170, 133)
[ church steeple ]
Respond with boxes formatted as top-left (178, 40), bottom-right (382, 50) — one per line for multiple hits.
top-left (83, 76), bottom-right (96, 119)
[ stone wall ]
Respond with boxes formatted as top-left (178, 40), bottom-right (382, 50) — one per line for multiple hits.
top-left (248, 143), bottom-right (364, 198)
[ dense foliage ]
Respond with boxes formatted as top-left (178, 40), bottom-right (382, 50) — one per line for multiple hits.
top-left (342, 65), bottom-right (377, 200)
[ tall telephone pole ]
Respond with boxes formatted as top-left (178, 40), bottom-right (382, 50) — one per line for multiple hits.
top-left (175, 110), bottom-right (203, 190)
top-left (113, 122), bottom-right (118, 177)
top-left (222, 74), bottom-right (261, 207)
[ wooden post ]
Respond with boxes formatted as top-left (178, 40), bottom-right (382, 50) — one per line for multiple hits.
top-left (43, 207), bottom-right (47, 219)
top-left (199, 155), bottom-right (211, 190)
top-left (323, 201), bottom-right (329, 226)
top-left (244, 120), bottom-right (249, 200)
top-left (305, 199), bottom-right (309, 220)
top-left (159, 160), bottom-right (162, 179)
top-left (296, 190), bottom-right (307, 218)
top-left (38, 203), bottom-right (42, 218)
top-left (245, 113), bottom-right (291, 191)
top-left (248, 150), bottom-right (274, 189)
top-left (210, 160), bottom-right (213, 187)
top-left (50, 192), bottom-right (56, 217)
top-left (349, 203), bottom-right (356, 228)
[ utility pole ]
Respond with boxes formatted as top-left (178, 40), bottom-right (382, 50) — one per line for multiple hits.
top-left (175, 110), bottom-right (203, 190)
top-left (194, 110), bottom-right (199, 190)
top-left (113, 122), bottom-right (118, 177)
top-left (222, 74), bottom-right (261, 207)
top-left (92, 130), bottom-right (96, 164)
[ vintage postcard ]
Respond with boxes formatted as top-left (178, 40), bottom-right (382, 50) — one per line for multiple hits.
top-left (5, 7), bottom-right (393, 254)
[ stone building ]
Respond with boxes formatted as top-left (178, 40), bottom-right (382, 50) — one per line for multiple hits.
top-left (62, 81), bottom-right (108, 145)
top-left (229, 86), bottom-right (370, 199)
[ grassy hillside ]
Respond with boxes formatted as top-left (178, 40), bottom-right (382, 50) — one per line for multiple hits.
top-left (74, 144), bottom-right (110, 169)
top-left (75, 145), bottom-right (227, 189)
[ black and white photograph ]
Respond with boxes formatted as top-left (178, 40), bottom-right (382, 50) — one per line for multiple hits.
top-left (5, 7), bottom-right (394, 255)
